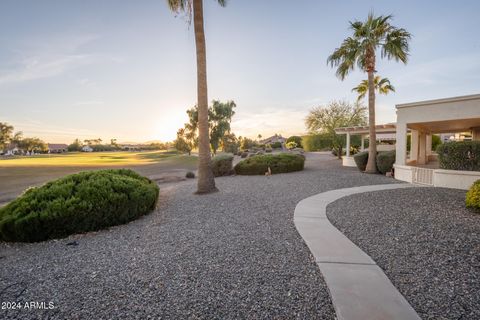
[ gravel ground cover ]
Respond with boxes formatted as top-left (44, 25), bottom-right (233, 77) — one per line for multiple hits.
top-left (327, 187), bottom-right (480, 320)
top-left (0, 153), bottom-right (398, 319)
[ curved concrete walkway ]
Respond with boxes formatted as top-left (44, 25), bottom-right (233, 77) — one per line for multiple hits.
top-left (294, 184), bottom-right (421, 320)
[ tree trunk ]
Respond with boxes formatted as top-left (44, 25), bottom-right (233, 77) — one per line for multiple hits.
top-left (365, 68), bottom-right (377, 173)
top-left (193, 0), bottom-right (217, 193)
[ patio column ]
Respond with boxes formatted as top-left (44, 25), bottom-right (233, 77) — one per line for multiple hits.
top-left (360, 135), bottom-right (365, 151)
top-left (395, 122), bottom-right (407, 165)
top-left (473, 127), bottom-right (480, 141)
top-left (418, 131), bottom-right (427, 165)
top-left (346, 132), bottom-right (351, 157)
top-left (426, 134), bottom-right (432, 156)
top-left (410, 130), bottom-right (419, 163)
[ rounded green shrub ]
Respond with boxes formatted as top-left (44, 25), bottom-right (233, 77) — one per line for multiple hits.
top-left (211, 154), bottom-right (234, 177)
top-left (286, 136), bottom-right (303, 148)
top-left (353, 151), bottom-right (369, 171)
top-left (376, 150), bottom-right (396, 174)
top-left (0, 169), bottom-right (159, 242)
top-left (466, 180), bottom-right (480, 212)
top-left (234, 153), bottom-right (305, 175)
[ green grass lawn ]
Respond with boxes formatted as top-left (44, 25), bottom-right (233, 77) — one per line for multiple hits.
top-left (0, 151), bottom-right (198, 204)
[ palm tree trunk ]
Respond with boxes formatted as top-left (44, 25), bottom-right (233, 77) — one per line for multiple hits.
top-left (193, 0), bottom-right (217, 193)
top-left (365, 69), bottom-right (378, 173)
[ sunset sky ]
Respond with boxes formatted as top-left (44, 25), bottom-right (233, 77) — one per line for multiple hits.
top-left (1, 0), bottom-right (480, 143)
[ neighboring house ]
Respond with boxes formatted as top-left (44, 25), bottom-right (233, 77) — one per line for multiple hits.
top-left (260, 134), bottom-right (286, 145)
top-left (1, 144), bottom-right (20, 156)
top-left (48, 143), bottom-right (68, 153)
top-left (82, 146), bottom-right (93, 152)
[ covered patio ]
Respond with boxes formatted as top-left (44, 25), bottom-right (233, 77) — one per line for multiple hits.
top-left (334, 124), bottom-right (397, 167)
top-left (394, 94), bottom-right (480, 189)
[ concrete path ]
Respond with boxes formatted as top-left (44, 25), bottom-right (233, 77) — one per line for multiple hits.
top-left (294, 184), bottom-right (421, 320)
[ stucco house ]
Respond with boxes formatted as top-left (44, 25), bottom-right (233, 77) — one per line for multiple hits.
top-left (334, 94), bottom-right (480, 190)
top-left (48, 143), bottom-right (68, 153)
top-left (260, 134), bottom-right (285, 146)
top-left (394, 94), bottom-right (480, 189)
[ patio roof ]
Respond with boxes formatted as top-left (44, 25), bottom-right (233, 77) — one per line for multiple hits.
top-left (407, 118), bottom-right (480, 133)
top-left (334, 123), bottom-right (397, 135)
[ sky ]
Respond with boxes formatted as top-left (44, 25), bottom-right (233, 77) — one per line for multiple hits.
top-left (1, 0), bottom-right (480, 143)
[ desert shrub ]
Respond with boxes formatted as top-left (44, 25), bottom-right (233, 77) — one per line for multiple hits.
top-left (186, 171), bottom-right (195, 178)
top-left (466, 180), bottom-right (480, 212)
top-left (437, 141), bottom-right (480, 171)
top-left (234, 153), bottom-right (305, 175)
top-left (376, 150), bottom-right (396, 174)
top-left (286, 136), bottom-right (303, 148)
top-left (265, 148), bottom-right (272, 153)
top-left (353, 151), bottom-right (369, 171)
top-left (211, 154), bottom-right (234, 177)
top-left (241, 152), bottom-right (248, 158)
top-left (0, 169), bottom-right (159, 242)
top-left (286, 141), bottom-right (297, 150)
top-left (331, 148), bottom-right (346, 157)
top-left (271, 142), bottom-right (282, 149)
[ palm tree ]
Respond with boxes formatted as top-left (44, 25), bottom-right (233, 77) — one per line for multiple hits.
top-left (167, 0), bottom-right (227, 193)
top-left (352, 76), bottom-right (395, 102)
top-left (327, 13), bottom-right (411, 173)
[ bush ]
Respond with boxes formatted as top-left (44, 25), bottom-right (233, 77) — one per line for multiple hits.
top-left (432, 134), bottom-right (442, 151)
top-left (241, 152), bottom-right (248, 158)
top-left (211, 154), bottom-right (234, 177)
top-left (286, 141), bottom-right (297, 150)
top-left (437, 141), bottom-right (480, 171)
top-left (265, 148), bottom-right (272, 153)
top-left (271, 142), bottom-right (282, 149)
top-left (286, 136), bottom-right (303, 148)
top-left (353, 151), bottom-right (369, 171)
top-left (186, 171), bottom-right (195, 178)
top-left (466, 180), bottom-right (480, 212)
top-left (376, 150), bottom-right (396, 174)
top-left (234, 153), bottom-right (305, 175)
top-left (0, 169), bottom-right (159, 242)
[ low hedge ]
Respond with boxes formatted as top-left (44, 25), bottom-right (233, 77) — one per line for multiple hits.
top-left (376, 150), bottom-right (396, 174)
top-left (0, 169), bottom-right (159, 242)
top-left (353, 151), bottom-right (369, 171)
top-left (211, 154), bottom-right (234, 177)
top-left (466, 180), bottom-right (480, 212)
top-left (234, 153), bottom-right (305, 175)
top-left (437, 141), bottom-right (480, 171)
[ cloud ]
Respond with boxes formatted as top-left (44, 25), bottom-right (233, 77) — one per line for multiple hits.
top-left (0, 54), bottom-right (97, 85)
top-left (0, 33), bottom-right (119, 86)
top-left (232, 109), bottom-right (308, 138)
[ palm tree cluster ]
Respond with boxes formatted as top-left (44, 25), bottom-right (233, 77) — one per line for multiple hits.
top-left (328, 13), bottom-right (411, 173)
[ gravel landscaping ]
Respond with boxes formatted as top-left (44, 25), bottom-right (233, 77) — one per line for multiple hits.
top-left (0, 152), bottom-right (399, 319)
top-left (327, 187), bottom-right (480, 320)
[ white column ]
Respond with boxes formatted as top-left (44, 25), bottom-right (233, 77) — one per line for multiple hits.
top-left (346, 132), bottom-right (351, 157)
top-left (395, 122), bottom-right (407, 166)
top-left (360, 135), bottom-right (365, 151)
top-left (426, 134), bottom-right (432, 156)
top-left (410, 130), bottom-right (419, 163)
top-left (418, 131), bottom-right (427, 165)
